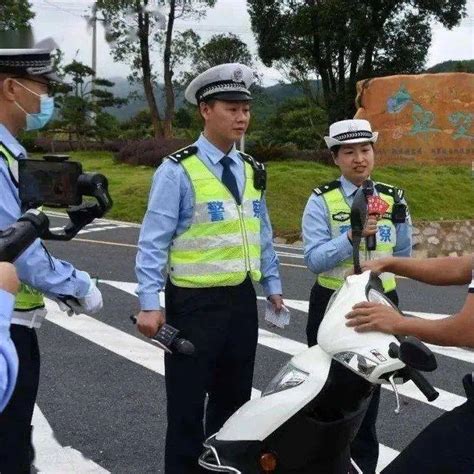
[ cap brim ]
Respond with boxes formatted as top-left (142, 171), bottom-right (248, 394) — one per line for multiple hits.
top-left (201, 91), bottom-right (252, 103)
top-left (325, 132), bottom-right (378, 149)
top-left (42, 71), bottom-right (65, 84)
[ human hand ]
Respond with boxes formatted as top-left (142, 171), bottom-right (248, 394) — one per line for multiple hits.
top-left (69, 279), bottom-right (103, 315)
top-left (345, 301), bottom-right (404, 334)
top-left (136, 310), bottom-right (166, 338)
top-left (0, 263), bottom-right (20, 295)
top-left (360, 257), bottom-right (394, 274)
top-left (268, 294), bottom-right (284, 314)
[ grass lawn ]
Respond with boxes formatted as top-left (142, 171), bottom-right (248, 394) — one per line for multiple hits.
top-left (50, 152), bottom-right (473, 239)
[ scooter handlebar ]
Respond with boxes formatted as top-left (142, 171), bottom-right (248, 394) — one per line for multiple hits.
top-left (405, 366), bottom-right (439, 402)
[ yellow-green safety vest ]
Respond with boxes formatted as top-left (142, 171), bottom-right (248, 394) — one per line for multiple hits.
top-left (0, 142), bottom-right (46, 312)
top-left (317, 184), bottom-right (397, 292)
top-left (168, 153), bottom-right (262, 288)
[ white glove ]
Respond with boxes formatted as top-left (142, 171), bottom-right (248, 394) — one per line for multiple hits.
top-left (68, 279), bottom-right (103, 316)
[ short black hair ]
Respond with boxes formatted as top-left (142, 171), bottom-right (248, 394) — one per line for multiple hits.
top-left (331, 142), bottom-right (374, 156)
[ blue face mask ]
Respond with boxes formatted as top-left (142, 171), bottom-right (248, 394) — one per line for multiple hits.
top-left (14, 80), bottom-right (55, 131)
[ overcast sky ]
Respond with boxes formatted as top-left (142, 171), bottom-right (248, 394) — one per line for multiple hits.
top-left (29, 0), bottom-right (473, 85)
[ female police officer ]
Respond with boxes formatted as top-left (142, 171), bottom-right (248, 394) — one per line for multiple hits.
top-left (135, 63), bottom-right (283, 474)
top-left (302, 119), bottom-right (412, 473)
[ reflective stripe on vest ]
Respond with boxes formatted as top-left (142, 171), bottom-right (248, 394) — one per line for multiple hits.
top-left (0, 145), bottom-right (46, 312)
top-left (317, 186), bottom-right (397, 292)
top-left (169, 155), bottom-right (262, 288)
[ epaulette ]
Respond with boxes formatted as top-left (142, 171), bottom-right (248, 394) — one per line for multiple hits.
top-left (239, 151), bottom-right (264, 171)
top-left (0, 141), bottom-right (19, 186)
top-left (0, 141), bottom-right (16, 160)
top-left (312, 180), bottom-right (341, 196)
top-left (375, 182), bottom-right (404, 201)
top-left (166, 145), bottom-right (198, 163)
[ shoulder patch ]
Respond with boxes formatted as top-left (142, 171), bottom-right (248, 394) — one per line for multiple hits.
top-left (166, 145), bottom-right (198, 163)
top-left (375, 182), bottom-right (404, 201)
top-left (0, 141), bottom-right (16, 159)
top-left (239, 151), bottom-right (264, 170)
top-left (313, 180), bottom-right (341, 196)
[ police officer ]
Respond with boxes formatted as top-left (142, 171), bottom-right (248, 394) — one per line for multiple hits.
top-left (302, 119), bottom-right (412, 473)
top-left (0, 263), bottom-right (20, 413)
top-left (0, 47), bottom-right (103, 472)
top-left (347, 254), bottom-right (474, 473)
top-left (135, 63), bottom-right (284, 474)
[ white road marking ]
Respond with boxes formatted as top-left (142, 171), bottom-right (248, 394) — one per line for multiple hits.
top-left (32, 405), bottom-right (109, 473)
top-left (39, 281), bottom-right (465, 473)
top-left (102, 281), bottom-right (467, 410)
top-left (44, 296), bottom-right (400, 473)
top-left (257, 297), bottom-right (474, 365)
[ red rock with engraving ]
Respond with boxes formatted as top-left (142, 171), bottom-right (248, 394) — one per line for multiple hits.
top-left (354, 73), bottom-right (473, 165)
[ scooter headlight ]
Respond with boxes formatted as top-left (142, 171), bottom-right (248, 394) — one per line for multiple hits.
top-left (367, 289), bottom-right (393, 306)
top-left (262, 362), bottom-right (309, 397)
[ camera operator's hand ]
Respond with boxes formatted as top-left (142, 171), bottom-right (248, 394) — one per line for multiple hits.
top-left (0, 263), bottom-right (20, 295)
top-left (136, 310), bottom-right (166, 338)
top-left (68, 279), bottom-right (103, 316)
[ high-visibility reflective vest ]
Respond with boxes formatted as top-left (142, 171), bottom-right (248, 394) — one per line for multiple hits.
top-left (168, 151), bottom-right (262, 288)
top-left (0, 142), bottom-right (45, 313)
top-left (316, 181), bottom-right (397, 292)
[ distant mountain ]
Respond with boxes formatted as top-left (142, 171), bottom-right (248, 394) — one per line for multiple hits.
top-left (426, 60), bottom-right (474, 73)
top-left (106, 77), bottom-right (319, 122)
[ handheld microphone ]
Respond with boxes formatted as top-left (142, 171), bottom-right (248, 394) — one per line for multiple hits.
top-left (362, 180), bottom-right (376, 251)
top-left (130, 316), bottom-right (195, 356)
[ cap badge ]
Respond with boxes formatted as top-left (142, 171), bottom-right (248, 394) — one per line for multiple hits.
top-left (233, 68), bottom-right (243, 82)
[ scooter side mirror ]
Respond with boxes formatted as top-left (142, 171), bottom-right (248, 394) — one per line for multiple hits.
top-left (350, 187), bottom-right (368, 274)
top-left (350, 188), bottom-right (367, 238)
top-left (391, 337), bottom-right (437, 372)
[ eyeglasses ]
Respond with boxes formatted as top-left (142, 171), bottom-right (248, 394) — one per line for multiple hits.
top-left (12, 76), bottom-right (55, 96)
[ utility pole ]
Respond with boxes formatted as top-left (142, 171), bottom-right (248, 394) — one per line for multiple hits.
top-left (92, 2), bottom-right (97, 79)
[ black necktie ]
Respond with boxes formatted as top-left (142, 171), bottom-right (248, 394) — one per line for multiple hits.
top-left (220, 156), bottom-right (240, 205)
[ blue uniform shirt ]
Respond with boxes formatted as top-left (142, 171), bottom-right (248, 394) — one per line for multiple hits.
top-left (136, 134), bottom-right (282, 310)
top-left (0, 289), bottom-right (18, 412)
top-left (303, 175), bottom-right (412, 274)
top-left (0, 124), bottom-right (91, 298)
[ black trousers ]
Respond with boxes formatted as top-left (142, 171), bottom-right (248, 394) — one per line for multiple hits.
top-left (306, 282), bottom-right (399, 474)
top-left (164, 277), bottom-right (258, 474)
top-left (382, 374), bottom-right (474, 474)
top-left (0, 325), bottom-right (40, 473)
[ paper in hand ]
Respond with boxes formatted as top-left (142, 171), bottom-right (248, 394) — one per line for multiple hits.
top-left (264, 301), bottom-right (291, 329)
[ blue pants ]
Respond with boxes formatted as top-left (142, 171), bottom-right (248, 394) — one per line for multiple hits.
top-left (164, 277), bottom-right (258, 474)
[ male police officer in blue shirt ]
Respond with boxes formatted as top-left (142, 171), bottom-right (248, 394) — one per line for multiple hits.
top-left (302, 119), bottom-right (412, 473)
top-left (0, 47), bottom-right (103, 472)
top-left (135, 63), bottom-right (284, 473)
top-left (0, 263), bottom-right (20, 414)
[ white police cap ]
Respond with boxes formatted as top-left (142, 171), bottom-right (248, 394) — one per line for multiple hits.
top-left (185, 63), bottom-right (256, 105)
top-left (324, 119), bottom-right (379, 149)
top-left (0, 38), bottom-right (63, 83)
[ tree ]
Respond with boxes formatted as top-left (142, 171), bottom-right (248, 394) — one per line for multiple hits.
top-left (176, 32), bottom-right (254, 87)
top-left (96, 0), bottom-right (216, 138)
top-left (54, 61), bottom-right (126, 145)
top-left (0, 0), bottom-right (34, 30)
top-left (265, 97), bottom-right (328, 149)
top-left (248, 0), bottom-right (468, 122)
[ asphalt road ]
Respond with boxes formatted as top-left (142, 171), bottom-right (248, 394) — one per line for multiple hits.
top-left (31, 213), bottom-right (471, 473)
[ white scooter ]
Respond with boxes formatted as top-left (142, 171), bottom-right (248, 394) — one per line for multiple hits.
top-left (199, 185), bottom-right (439, 474)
